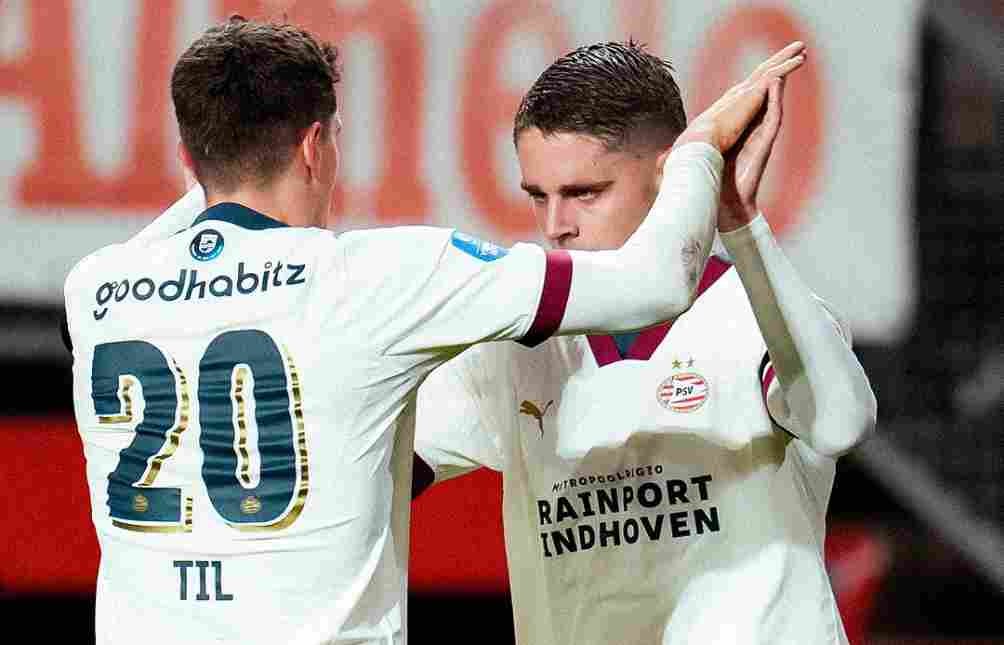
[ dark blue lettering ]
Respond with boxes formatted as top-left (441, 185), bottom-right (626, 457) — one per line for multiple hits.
top-left (133, 278), bottom-right (155, 301)
top-left (286, 263), bottom-right (306, 286)
top-left (209, 275), bottom-right (233, 297)
top-left (237, 262), bottom-right (259, 294)
top-left (174, 560), bottom-right (193, 600)
top-left (213, 560), bottom-right (233, 601)
top-left (158, 270), bottom-right (186, 302)
top-left (185, 270), bottom-right (206, 300)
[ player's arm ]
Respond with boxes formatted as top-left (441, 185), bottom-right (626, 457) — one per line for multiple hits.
top-left (557, 42), bottom-right (807, 336)
top-left (346, 43), bottom-right (808, 356)
top-left (413, 347), bottom-right (506, 498)
top-left (718, 78), bottom-right (876, 458)
top-left (723, 220), bottom-right (876, 457)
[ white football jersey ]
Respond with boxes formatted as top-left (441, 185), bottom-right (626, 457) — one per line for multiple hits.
top-left (416, 258), bottom-right (849, 645)
top-left (63, 202), bottom-right (573, 645)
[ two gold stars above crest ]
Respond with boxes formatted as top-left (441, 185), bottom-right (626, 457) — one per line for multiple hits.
top-left (672, 357), bottom-right (696, 370)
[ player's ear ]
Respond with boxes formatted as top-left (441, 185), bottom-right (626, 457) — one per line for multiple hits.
top-left (300, 121), bottom-right (326, 183)
top-left (654, 147), bottom-right (673, 186)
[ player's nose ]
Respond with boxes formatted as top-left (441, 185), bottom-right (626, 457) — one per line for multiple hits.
top-left (543, 199), bottom-right (578, 247)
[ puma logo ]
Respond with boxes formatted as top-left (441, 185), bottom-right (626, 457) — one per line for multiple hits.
top-left (519, 399), bottom-right (554, 437)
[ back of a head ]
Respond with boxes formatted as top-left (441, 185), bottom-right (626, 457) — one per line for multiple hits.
top-left (513, 41), bottom-right (686, 152)
top-left (171, 16), bottom-right (340, 195)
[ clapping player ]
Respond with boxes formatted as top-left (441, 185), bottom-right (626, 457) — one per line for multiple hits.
top-left (415, 41), bottom-right (874, 645)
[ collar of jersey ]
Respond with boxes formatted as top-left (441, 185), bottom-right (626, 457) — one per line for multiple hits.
top-left (587, 256), bottom-right (733, 366)
top-left (190, 202), bottom-right (289, 230)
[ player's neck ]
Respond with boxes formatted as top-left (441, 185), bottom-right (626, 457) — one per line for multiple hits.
top-left (205, 179), bottom-right (322, 228)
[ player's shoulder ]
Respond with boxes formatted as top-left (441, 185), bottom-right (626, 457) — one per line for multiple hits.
top-left (63, 240), bottom-right (130, 299)
top-left (337, 225), bottom-right (451, 255)
top-left (337, 225), bottom-right (484, 280)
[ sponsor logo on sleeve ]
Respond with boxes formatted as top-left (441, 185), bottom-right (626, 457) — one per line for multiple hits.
top-left (450, 230), bottom-right (509, 262)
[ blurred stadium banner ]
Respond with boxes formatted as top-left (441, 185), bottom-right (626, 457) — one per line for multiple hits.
top-left (0, 0), bottom-right (920, 346)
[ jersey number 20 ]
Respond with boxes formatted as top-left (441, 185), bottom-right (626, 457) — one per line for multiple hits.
top-left (92, 329), bottom-right (308, 533)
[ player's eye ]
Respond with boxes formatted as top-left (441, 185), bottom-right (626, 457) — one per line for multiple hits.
top-left (527, 192), bottom-right (547, 205)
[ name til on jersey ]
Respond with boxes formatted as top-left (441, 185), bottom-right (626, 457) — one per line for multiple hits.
top-left (93, 261), bottom-right (307, 320)
top-left (173, 560), bottom-right (234, 601)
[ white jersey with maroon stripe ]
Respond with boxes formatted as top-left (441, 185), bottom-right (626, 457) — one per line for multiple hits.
top-left (63, 202), bottom-right (572, 645)
top-left (416, 258), bottom-right (849, 645)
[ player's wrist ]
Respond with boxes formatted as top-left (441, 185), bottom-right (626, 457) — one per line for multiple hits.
top-left (665, 140), bottom-right (724, 174)
top-left (717, 200), bottom-right (759, 233)
top-left (674, 124), bottom-right (724, 152)
top-left (719, 211), bottom-right (771, 253)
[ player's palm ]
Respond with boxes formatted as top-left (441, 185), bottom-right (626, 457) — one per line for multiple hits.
top-left (676, 41), bottom-right (804, 154)
top-left (720, 77), bottom-right (785, 232)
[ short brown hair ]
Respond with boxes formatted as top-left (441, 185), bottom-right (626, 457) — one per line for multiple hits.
top-left (171, 16), bottom-right (340, 193)
top-left (514, 41), bottom-right (686, 152)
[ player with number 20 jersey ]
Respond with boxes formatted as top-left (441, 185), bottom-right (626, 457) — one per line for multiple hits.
top-left (65, 205), bottom-right (579, 643)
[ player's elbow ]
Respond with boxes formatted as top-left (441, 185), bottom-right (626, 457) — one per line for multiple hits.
top-left (630, 277), bottom-right (696, 328)
top-left (653, 293), bottom-right (695, 324)
top-left (814, 388), bottom-right (877, 458)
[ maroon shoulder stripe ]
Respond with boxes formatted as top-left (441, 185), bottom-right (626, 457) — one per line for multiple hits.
top-left (519, 250), bottom-right (573, 347)
top-left (586, 255), bottom-right (733, 365)
top-left (697, 256), bottom-right (731, 296)
top-left (759, 351), bottom-right (797, 437)
top-left (761, 364), bottom-right (777, 401)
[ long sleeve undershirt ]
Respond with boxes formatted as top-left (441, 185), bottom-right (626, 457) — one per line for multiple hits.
top-left (721, 214), bottom-right (877, 457)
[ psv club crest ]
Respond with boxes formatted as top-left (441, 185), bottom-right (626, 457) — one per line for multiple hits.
top-left (657, 366), bottom-right (709, 413)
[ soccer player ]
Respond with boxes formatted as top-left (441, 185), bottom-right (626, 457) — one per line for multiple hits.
top-left (61, 18), bottom-right (806, 645)
top-left (414, 42), bottom-right (876, 644)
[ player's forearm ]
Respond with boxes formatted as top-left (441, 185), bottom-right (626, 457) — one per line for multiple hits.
top-left (559, 142), bottom-right (722, 334)
top-left (721, 215), bottom-right (877, 457)
top-left (131, 185), bottom-right (206, 244)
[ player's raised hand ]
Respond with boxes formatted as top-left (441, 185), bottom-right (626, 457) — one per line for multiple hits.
top-left (675, 41), bottom-right (805, 154)
top-left (719, 76), bottom-right (785, 232)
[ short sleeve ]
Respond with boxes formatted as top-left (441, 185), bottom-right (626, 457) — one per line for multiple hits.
top-left (415, 345), bottom-right (506, 481)
top-left (339, 226), bottom-right (572, 356)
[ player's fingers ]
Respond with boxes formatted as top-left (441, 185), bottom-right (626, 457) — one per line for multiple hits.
top-left (750, 41), bottom-right (805, 80)
top-left (764, 54), bottom-right (805, 81)
top-left (758, 79), bottom-right (784, 152)
top-left (765, 77), bottom-right (784, 128)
